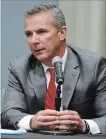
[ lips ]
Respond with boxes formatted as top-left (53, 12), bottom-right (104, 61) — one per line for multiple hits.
top-left (35, 48), bottom-right (45, 52)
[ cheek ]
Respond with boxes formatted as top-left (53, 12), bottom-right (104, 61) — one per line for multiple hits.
top-left (27, 41), bottom-right (33, 50)
top-left (26, 39), bottom-right (30, 45)
top-left (27, 40), bottom-right (32, 47)
top-left (41, 37), bottom-right (51, 44)
top-left (41, 33), bottom-right (54, 42)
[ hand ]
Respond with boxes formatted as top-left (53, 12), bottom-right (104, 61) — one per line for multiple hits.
top-left (30, 109), bottom-right (59, 130)
top-left (55, 110), bottom-right (86, 133)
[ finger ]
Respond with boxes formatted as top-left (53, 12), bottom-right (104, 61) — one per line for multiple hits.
top-left (38, 120), bottom-right (60, 127)
top-left (59, 114), bottom-right (80, 121)
top-left (56, 125), bottom-right (69, 130)
top-left (58, 110), bottom-right (78, 116)
top-left (59, 120), bottom-right (79, 126)
top-left (58, 125), bottom-right (78, 131)
top-left (38, 115), bottom-right (59, 122)
top-left (39, 109), bottom-right (59, 116)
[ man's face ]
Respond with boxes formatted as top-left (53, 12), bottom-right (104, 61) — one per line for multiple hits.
top-left (24, 12), bottom-right (66, 66)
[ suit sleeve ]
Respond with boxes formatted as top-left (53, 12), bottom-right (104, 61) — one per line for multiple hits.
top-left (1, 58), bottom-right (29, 129)
top-left (92, 57), bottom-right (106, 134)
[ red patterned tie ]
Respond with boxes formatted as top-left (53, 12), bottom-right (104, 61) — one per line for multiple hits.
top-left (45, 68), bottom-right (56, 110)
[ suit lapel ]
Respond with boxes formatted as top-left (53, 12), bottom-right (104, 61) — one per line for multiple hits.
top-left (28, 46), bottom-right (80, 110)
top-left (62, 47), bottom-right (80, 109)
top-left (29, 62), bottom-right (47, 110)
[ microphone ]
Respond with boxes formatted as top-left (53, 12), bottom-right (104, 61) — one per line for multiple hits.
top-left (52, 56), bottom-right (64, 85)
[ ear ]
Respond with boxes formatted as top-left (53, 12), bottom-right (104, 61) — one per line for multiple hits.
top-left (59, 26), bottom-right (67, 41)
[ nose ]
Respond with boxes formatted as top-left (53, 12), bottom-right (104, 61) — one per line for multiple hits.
top-left (31, 33), bottom-right (39, 44)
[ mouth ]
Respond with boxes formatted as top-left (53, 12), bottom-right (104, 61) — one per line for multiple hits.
top-left (35, 48), bottom-right (45, 53)
top-left (35, 48), bottom-right (45, 54)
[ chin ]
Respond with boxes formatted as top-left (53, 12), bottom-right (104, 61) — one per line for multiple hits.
top-left (36, 56), bottom-right (48, 62)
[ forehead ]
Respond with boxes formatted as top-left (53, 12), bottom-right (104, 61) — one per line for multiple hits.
top-left (24, 12), bottom-right (55, 30)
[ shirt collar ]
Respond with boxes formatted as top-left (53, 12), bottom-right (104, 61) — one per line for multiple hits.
top-left (42, 47), bottom-right (67, 73)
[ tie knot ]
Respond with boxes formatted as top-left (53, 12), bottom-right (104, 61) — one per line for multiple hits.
top-left (49, 68), bottom-right (55, 80)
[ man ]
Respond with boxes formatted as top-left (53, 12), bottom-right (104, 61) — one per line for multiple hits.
top-left (1, 3), bottom-right (106, 134)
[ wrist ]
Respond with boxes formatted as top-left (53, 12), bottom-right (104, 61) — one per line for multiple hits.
top-left (30, 115), bottom-right (37, 129)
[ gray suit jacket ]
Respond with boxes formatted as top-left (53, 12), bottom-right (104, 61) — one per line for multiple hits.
top-left (1, 44), bottom-right (106, 134)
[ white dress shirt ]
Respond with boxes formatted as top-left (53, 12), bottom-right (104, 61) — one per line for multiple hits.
top-left (18, 47), bottom-right (101, 134)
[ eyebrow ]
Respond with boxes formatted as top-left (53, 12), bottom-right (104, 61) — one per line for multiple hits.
top-left (25, 28), bottom-right (48, 32)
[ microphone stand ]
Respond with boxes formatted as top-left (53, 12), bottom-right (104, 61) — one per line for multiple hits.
top-left (55, 84), bottom-right (61, 111)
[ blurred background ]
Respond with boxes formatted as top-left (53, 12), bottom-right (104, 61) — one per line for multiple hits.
top-left (1, 0), bottom-right (106, 92)
top-left (60, 0), bottom-right (106, 56)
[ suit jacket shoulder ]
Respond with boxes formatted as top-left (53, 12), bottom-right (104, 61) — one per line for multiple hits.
top-left (8, 54), bottom-right (39, 74)
top-left (67, 43), bottom-right (103, 60)
top-left (67, 43), bottom-right (106, 71)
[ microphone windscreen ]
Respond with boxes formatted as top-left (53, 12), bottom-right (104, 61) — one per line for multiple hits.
top-left (52, 56), bottom-right (62, 65)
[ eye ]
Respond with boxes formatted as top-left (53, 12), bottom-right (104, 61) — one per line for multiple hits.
top-left (37, 29), bottom-right (47, 34)
top-left (25, 31), bottom-right (32, 37)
